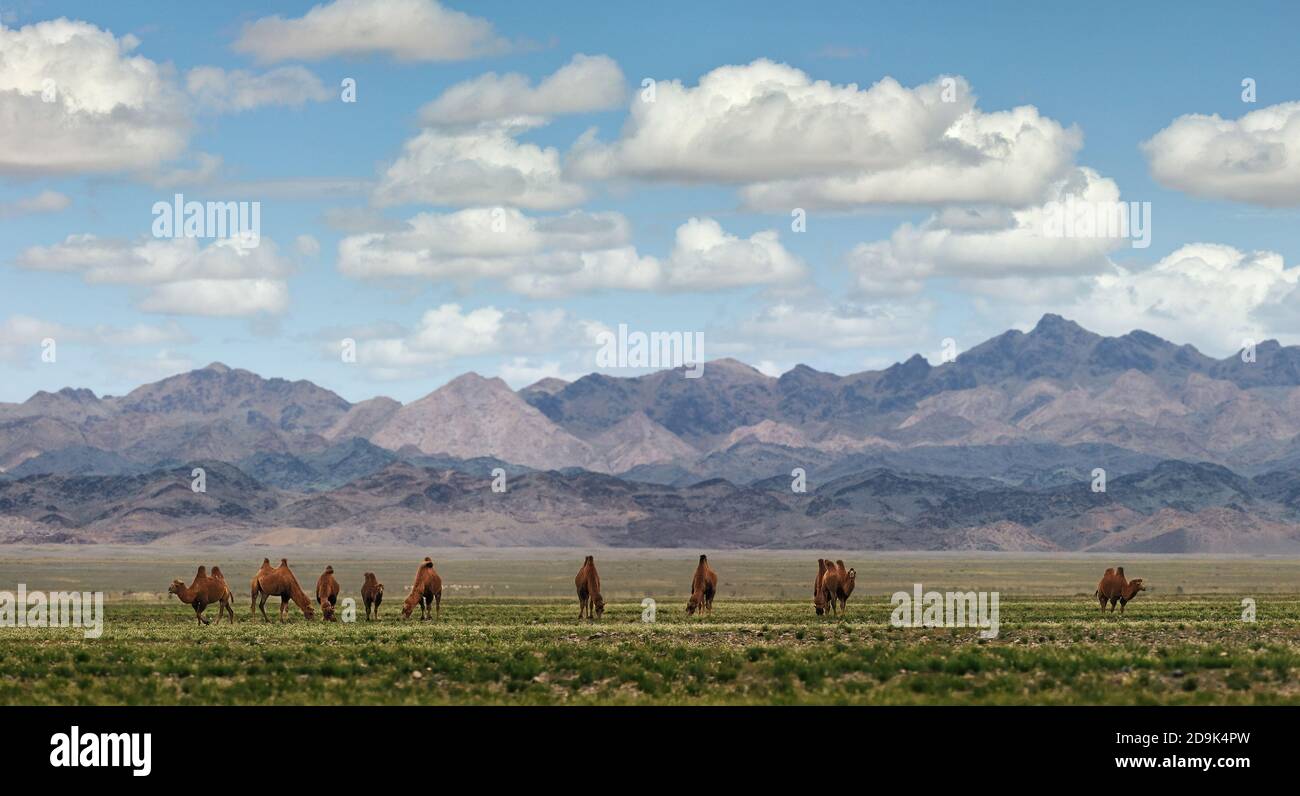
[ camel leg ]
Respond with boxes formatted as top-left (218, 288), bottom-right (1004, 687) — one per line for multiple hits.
top-left (280, 595), bottom-right (290, 621)
top-left (258, 591), bottom-right (270, 622)
top-left (1119, 600), bottom-right (1127, 615)
top-left (434, 593), bottom-right (441, 620)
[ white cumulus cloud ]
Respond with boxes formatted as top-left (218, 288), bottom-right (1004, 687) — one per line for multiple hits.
top-left (186, 66), bottom-right (331, 112)
top-left (0, 190), bottom-right (71, 218)
top-left (847, 167), bottom-right (1132, 294)
top-left (419, 54), bottom-right (625, 125)
top-left (1144, 101), bottom-right (1300, 205)
top-left (339, 209), bottom-right (805, 297)
top-left (16, 235), bottom-right (296, 316)
top-left (567, 59), bottom-right (1080, 210)
top-left (373, 119), bottom-right (586, 209)
top-left (233, 0), bottom-right (509, 64)
top-left (0, 18), bottom-right (189, 176)
top-left (344, 303), bottom-right (599, 370)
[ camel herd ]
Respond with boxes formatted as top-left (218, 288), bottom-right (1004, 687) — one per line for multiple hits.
top-left (166, 554), bottom-right (1149, 625)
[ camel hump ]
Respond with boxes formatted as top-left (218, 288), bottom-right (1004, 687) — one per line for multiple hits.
top-left (1103, 567), bottom-right (1114, 576)
top-left (280, 558), bottom-right (289, 567)
top-left (195, 565), bottom-right (207, 579)
top-left (1115, 566), bottom-right (1125, 577)
top-left (262, 558), bottom-right (271, 566)
top-left (324, 565), bottom-right (334, 574)
top-left (210, 565), bottom-right (223, 578)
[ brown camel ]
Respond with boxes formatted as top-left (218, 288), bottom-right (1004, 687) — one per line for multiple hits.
top-left (575, 555), bottom-right (605, 620)
top-left (250, 558), bottom-right (315, 621)
top-left (316, 565), bottom-right (340, 621)
top-left (169, 565), bottom-right (235, 625)
top-left (401, 557), bottom-right (443, 620)
top-left (1096, 567), bottom-right (1147, 614)
top-left (819, 557), bottom-right (841, 617)
top-left (813, 558), bottom-right (829, 615)
top-left (361, 572), bottom-right (384, 620)
top-left (686, 554), bottom-right (717, 616)
top-left (835, 559), bottom-right (856, 612)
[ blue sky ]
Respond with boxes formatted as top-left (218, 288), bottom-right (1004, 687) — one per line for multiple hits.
top-left (2, 0), bottom-right (1299, 403)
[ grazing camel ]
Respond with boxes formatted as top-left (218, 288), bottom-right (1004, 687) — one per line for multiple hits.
top-left (401, 557), bottom-right (443, 620)
top-left (169, 565), bottom-right (235, 625)
top-left (1096, 567), bottom-right (1147, 615)
top-left (813, 559), bottom-right (829, 615)
top-left (250, 558), bottom-right (316, 621)
top-left (361, 572), bottom-right (384, 620)
top-left (819, 557), bottom-right (841, 617)
top-left (686, 554), bottom-right (717, 616)
top-left (316, 565), bottom-right (340, 621)
top-left (835, 559), bottom-right (856, 613)
top-left (575, 555), bottom-right (605, 620)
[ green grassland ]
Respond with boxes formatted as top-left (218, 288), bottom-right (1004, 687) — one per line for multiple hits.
top-left (1, 549), bottom-right (1299, 705)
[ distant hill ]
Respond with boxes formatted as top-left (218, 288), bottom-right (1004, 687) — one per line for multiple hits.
top-left (6, 315), bottom-right (1300, 550)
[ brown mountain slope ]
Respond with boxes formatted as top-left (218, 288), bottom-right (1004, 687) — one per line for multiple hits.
top-left (369, 373), bottom-right (598, 470)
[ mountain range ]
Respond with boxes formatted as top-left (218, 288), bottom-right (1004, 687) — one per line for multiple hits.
top-left (4, 314), bottom-right (1300, 551)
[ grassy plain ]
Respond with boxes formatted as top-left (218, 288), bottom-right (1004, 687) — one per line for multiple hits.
top-left (1, 548), bottom-right (1298, 705)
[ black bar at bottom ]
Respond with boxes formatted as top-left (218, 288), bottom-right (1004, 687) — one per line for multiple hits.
top-left (0, 705), bottom-right (1282, 781)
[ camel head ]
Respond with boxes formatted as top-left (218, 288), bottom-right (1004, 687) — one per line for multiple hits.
top-left (168, 579), bottom-right (185, 596)
top-left (1126, 579), bottom-right (1147, 599)
top-left (301, 604), bottom-right (316, 620)
top-left (846, 567), bottom-right (857, 586)
top-left (593, 594), bottom-right (605, 619)
top-left (686, 594), bottom-right (701, 615)
top-left (321, 601), bottom-right (335, 621)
